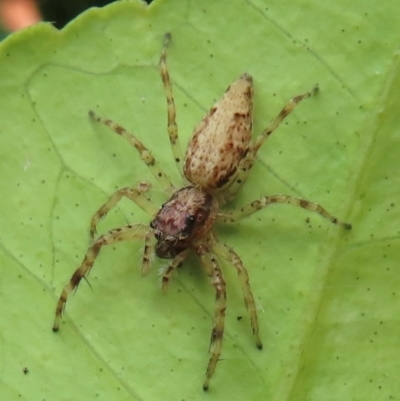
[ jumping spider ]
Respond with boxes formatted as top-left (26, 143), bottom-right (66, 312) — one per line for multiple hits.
top-left (52, 33), bottom-right (351, 390)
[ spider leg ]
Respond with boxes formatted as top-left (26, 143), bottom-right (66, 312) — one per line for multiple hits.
top-left (217, 194), bottom-right (352, 229)
top-left (251, 85), bottom-right (319, 156)
top-left (141, 230), bottom-right (154, 275)
top-left (196, 244), bottom-right (227, 391)
top-left (160, 249), bottom-right (189, 291)
top-left (89, 182), bottom-right (158, 239)
top-left (88, 110), bottom-right (175, 194)
top-left (212, 241), bottom-right (262, 349)
top-left (222, 86), bottom-right (319, 202)
top-left (52, 224), bottom-right (150, 332)
top-left (160, 33), bottom-right (185, 177)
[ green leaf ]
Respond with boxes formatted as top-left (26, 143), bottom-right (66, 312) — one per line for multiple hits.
top-left (0, 0), bottom-right (399, 399)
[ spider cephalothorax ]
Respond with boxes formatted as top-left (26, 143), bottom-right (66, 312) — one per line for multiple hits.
top-left (53, 33), bottom-right (351, 391)
top-left (150, 186), bottom-right (218, 258)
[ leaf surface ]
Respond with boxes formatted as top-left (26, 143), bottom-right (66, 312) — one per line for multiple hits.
top-left (0, 0), bottom-right (399, 399)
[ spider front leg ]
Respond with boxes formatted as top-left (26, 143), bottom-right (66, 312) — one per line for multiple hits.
top-left (212, 241), bottom-right (262, 349)
top-left (160, 249), bottom-right (189, 291)
top-left (89, 182), bottom-right (159, 239)
top-left (196, 244), bottom-right (227, 391)
top-left (142, 230), bottom-right (154, 276)
top-left (217, 194), bottom-right (352, 229)
top-left (159, 33), bottom-right (185, 177)
top-left (52, 224), bottom-right (151, 332)
top-left (88, 110), bottom-right (175, 194)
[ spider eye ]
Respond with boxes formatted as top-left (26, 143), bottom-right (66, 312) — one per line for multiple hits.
top-left (154, 231), bottom-right (161, 240)
top-left (184, 215), bottom-right (197, 234)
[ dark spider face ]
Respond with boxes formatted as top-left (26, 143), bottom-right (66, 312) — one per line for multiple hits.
top-left (150, 186), bottom-right (218, 259)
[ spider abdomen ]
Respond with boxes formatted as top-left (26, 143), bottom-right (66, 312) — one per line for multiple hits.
top-left (183, 74), bottom-right (253, 192)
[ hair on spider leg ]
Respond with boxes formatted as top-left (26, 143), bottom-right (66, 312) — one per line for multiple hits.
top-left (82, 276), bottom-right (94, 292)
